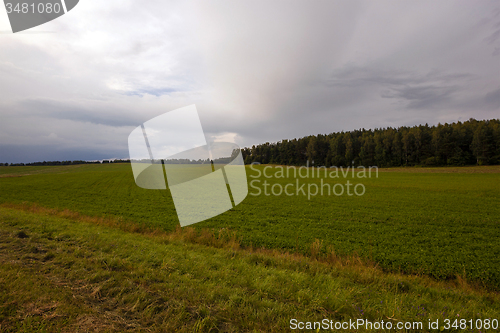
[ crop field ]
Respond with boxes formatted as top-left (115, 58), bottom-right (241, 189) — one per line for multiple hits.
top-left (0, 163), bottom-right (499, 290)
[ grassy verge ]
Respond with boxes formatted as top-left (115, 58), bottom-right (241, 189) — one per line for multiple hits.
top-left (1, 206), bottom-right (499, 332)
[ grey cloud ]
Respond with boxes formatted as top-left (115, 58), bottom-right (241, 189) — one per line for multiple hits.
top-left (484, 88), bottom-right (500, 109)
top-left (17, 98), bottom-right (142, 127)
top-left (381, 85), bottom-right (458, 109)
top-left (482, 7), bottom-right (500, 55)
top-left (124, 87), bottom-right (177, 97)
top-left (485, 27), bottom-right (500, 44)
top-left (327, 66), bottom-right (473, 88)
top-left (325, 66), bottom-right (474, 110)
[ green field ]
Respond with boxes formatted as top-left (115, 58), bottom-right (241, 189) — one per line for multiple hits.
top-left (0, 163), bottom-right (499, 290)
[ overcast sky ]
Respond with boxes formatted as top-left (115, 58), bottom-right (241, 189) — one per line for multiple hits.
top-left (1, 0), bottom-right (499, 163)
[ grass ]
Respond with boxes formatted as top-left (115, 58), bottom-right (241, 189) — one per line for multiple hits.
top-left (0, 165), bottom-right (84, 177)
top-left (1, 206), bottom-right (499, 332)
top-left (0, 163), bottom-right (499, 291)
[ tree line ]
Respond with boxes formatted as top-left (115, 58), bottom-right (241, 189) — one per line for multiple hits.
top-left (241, 118), bottom-right (500, 167)
top-left (1, 159), bottom-right (131, 167)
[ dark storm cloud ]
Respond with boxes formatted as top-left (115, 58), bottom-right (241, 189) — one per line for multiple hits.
top-left (0, 0), bottom-right (499, 163)
top-left (193, 1), bottom-right (500, 147)
top-left (0, 144), bottom-right (127, 164)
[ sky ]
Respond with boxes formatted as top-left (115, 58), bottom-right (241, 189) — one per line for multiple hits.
top-left (0, 0), bottom-right (499, 163)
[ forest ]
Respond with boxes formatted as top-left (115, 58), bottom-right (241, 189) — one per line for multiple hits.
top-left (2, 119), bottom-right (499, 168)
top-left (241, 118), bottom-right (500, 167)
